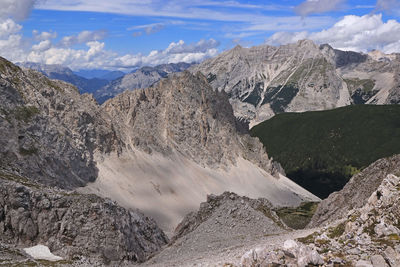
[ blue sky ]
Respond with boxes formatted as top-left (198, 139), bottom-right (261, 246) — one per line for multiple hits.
top-left (1, 0), bottom-right (400, 70)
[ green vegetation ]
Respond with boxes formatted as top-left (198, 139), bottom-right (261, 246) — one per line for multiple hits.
top-left (297, 233), bottom-right (317, 244)
top-left (13, 105), bottom-right (39, 123)
top-left (0, 171), bottom-right (40, 189)
top-left (251, 105), bottom-right (400, 198)
top-left (275, 202), bottom-right (319, 229)
top-left (0, 58), bottom-right (20, 74)
top-left (19, 146), bottom-right (38, 156)
top-left (327, 222), bottom-right (346, 239)
top-left (345, 78), bottom-right (375, 93)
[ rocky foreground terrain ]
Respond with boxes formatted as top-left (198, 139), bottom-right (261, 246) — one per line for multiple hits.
top-left (0, 171), bottom-right (168, 265)
top-left (142, 155), bottom-right (400, 266)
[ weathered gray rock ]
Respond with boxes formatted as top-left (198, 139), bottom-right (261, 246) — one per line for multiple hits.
top-left (102, 71), bottom-right (272, 171)
top-left (356, 260), bottom-right (374, 267)
top-left (309, 154), bottom-right (400, 227)
top-left (191, 40), bottom-right (400, 126)
top-left (0, 57), bottom-right (119, 189)
top-left (371, 254), bottom-right (388, 267)
top-left (0, 174), bottom-right (168, 264)
top-left (383, 247), bottom-right (400, 267)
top-left (241, 239), bottom-right (323, 267)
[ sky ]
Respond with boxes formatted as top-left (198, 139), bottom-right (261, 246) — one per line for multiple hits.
top-left (0, 0), bottom-right (400, 70)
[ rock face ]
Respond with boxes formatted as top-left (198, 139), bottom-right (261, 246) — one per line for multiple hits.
top-left (18, 62), bottom-right (109, 94)
top-left (102, 71), bottom-right (270, 170)
top-left (94, 62), bottom-right (192, 104)
top-left (309, 154), bottom-right (400, 227)
top-left (0, 172), bottom-right (168, 264)
top-left (192, 40), bottom-right (400, 126)
top-left (0, 58), bottom-right (118, 189)
top-left (241, 173), bottom-right (400, 267)
top-left (82, 71), bottom-right (319, 234)
top-left (1, 56), bottom-right (318, 240)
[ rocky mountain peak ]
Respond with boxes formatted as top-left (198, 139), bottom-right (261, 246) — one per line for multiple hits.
top-left (192, 40), bottom-right (400, 125)
top-left (102, 70), bottom-right (271, 170)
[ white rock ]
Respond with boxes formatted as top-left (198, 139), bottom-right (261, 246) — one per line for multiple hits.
top-left (370, 254), bottom-right (388, 267)
top-left (23, 244), bottom-right (63, 261)
top-left (283, 239), bottom-right (298, 250)
top-left (355, 260), bottom-right (373, 267)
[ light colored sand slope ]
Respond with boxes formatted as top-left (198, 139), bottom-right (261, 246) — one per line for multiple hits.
top-left (79, 150), bottom-right (319, 235)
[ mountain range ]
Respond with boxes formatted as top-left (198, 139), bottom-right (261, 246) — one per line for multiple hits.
top-left (0, 56), bottom-right (317, 243)
top-left (2, 39), bottom-right (400, 266)
top-left (192, 39), bottom-right (400, 126)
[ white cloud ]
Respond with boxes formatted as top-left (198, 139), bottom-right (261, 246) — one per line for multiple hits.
top-left (59, 30), bottom-right (107, 47)
top-left (0, 19), bottom-right (21, 37)
top-left (33, 30), bottom-right (57, 41)
top-left (165, 39), bottom-right (219, 54)
top-left (295, 0), bottom-right (346, 17)
top-left (265, 14), bottom-right (400, 53)
top-left (0, 0), bottom-right (37, 21)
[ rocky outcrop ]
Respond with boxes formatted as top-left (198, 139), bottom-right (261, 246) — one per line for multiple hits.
top-left (172, 192), bottom-right (287, 244)
top-left (102, 70), bottom-right (271, 171)
top-left (0, 172), bottom-right (168, 264)
top-left (192, 40), bottom-right (400, 126)
top-left (145, 191), bottom-right (289, 266)
top-left (0, 57), bottom-right (119, 189)
top-left (94, 62), bottom-right (192, 104)
top-left (241, 173), bottom-right (400, 267)
top-left (309, 154), bottom-right (400, 227)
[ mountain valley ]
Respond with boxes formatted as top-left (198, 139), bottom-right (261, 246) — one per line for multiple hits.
top-left (1, 39), bottom-right (400, 266)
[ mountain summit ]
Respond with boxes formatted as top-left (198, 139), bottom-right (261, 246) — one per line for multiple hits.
top-left (192, 40), bottom-right (400, 126)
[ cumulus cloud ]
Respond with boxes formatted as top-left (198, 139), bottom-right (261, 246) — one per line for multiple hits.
top-left (165, 39), bottom-right (220, 54)
top-left (295, 0), bottom-right (346, 17)
top-left (265, 14), bottom-right (400, 53)
top-left (33, 30), bottom-right (57, 41)
top-left (0, 0), bottom-right (38, 21)
top-left (59, 30), bottom-right (107, 47)
top-left (0, 19), bottom-right (22, 37)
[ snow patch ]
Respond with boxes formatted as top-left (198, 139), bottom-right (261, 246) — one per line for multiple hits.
top-left (23, 245), bottom-right (63, 261)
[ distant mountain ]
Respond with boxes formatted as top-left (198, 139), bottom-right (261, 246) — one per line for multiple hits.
top-left (250, 104), bottom-right (400, 199)
top-left (192, 40), bottom-right (400, 127)
top-left (99, 70), bottom-right (125, 81)
top-left (74, 69), bottom-right (125, 81)
top-left (18, 62), bottom-right (109, 94)
top-left (94, 62), bottom-right (193, 104)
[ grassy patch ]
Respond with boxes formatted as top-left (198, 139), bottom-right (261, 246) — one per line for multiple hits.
top-left (345, 78), bottom-right (375, 93)
top-left (255, 205), bottom-right (285, 229)
top-left (363, 221), bottom-right (377, 236)
top-left (0, 171), bottom-right (40, 189)
top-left (297, 233), bottom-right (317, 244)
top-left (388, 234), bottom-right (400, 241)
top-left (12, 106), bottom-right (39, 123)
top-left (19, 146), bottom-right (38, 156)
top-left (275, 202), bottom-right (319, 229)
top-left (327, 222), bottom-right (346, 239)
top-left (251, 105), bottom-right (400, 198)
